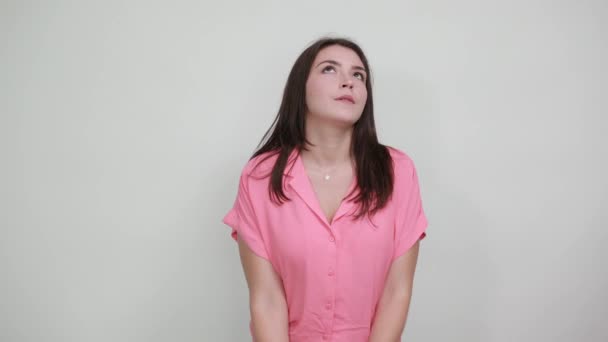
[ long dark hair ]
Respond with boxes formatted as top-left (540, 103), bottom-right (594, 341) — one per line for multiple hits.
top-left (250, 36), bottom-right (394, 220)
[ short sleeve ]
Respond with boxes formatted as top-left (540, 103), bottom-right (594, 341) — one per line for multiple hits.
top-left (393, 159), bottom-right (428, 261)
top-left (222, 169), bottom-right (270, 260)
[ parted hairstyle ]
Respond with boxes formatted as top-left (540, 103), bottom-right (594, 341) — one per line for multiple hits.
top-left (250, 36), bottom-right (394, 221)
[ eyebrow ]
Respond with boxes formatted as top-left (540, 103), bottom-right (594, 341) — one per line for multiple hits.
top-left (315, 59), bottom-right (367, 74)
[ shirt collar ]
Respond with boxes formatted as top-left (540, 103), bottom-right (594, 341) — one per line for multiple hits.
top-left (281, 147), bottom-right (359, 227)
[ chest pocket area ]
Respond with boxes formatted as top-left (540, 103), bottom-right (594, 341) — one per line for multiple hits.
top-left (364, 204), bottom-right (395, 230)
top-left (346, 209), bottom-right (395, 252)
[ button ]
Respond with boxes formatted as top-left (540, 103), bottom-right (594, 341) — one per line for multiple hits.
top-left (325, 302), bottom-right (332, 310)
top-left (328, 269), bottom-right (334, 276)
top-left (328, 236), bottom-right (335, 242)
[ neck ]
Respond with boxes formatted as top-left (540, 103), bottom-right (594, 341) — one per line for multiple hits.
top-left (301, 115), bottom-right (353, 168)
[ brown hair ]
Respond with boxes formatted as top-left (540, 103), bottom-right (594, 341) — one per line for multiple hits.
top-left (251, 36), bottom-right (394, 220)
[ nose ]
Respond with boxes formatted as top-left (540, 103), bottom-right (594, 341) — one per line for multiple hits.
top-left (338, 70), bottom-right (354, 89)
top-left (341, 78), bottom-right (354, 89)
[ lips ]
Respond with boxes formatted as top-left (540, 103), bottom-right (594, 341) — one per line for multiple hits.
top-left (335, 95), bottom-right (355, 104)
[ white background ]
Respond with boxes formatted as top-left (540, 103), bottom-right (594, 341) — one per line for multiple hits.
top-left (2, 0), bottom-right (607, 341)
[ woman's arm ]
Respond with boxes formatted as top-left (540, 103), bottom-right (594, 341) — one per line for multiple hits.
top-left (368, 240), bottom-right (421, 342)
top-left (237, 235), bottom-right (290, 342)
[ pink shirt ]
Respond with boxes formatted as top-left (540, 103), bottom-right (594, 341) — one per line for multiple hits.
top-left (222, 146), bottom-right (428, 342)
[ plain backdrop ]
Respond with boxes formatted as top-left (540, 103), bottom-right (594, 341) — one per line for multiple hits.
top-left (2, 0), bottom-right (607, 341)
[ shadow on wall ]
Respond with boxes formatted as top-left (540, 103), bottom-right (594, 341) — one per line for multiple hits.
top-left (213, 155), bottom-right (257, 341)
top-left (412, 184), bottom-right (496, 342)
top-left (379, 71), bottom-right (496, 341)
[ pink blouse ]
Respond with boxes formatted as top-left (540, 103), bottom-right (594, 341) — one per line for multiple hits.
top-left (222, 146), bottom-right (428, 342)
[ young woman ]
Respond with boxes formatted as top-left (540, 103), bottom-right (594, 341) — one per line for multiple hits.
top-left (222, 36), bottom-right (428, 342)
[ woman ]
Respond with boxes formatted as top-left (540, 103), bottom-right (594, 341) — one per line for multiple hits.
top-left (222, 36), bottom-right (428, 342)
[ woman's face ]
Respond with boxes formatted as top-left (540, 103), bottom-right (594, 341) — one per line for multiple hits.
top-left (305, 45), bottom-right (368, 126)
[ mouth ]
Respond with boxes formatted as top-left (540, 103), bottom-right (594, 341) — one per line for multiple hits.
top-left (335, 95), bottom-right (355, 104)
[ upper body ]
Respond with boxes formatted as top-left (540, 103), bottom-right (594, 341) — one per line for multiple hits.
top-left (222, 146), bottom-right (427, 341)
top-left (222, 37), bottom-right (429, 342)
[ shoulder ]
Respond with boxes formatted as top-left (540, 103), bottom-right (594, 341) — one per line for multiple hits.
top-left (385, 145), bottom-right (424, 194)
top-left (239, 149), bottom-right (281, 181)
top-left (386, 145), bottom-right (416, 173)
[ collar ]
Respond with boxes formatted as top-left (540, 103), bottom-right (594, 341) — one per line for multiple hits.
top-left (282, 148), bottom-right (359, 227)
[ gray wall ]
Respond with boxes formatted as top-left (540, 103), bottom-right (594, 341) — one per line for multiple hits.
top-left (2, 0), bottom-right (607, 341)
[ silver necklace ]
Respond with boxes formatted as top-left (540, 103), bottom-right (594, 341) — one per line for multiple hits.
top-left (307, 164), bottom-right (339, 181)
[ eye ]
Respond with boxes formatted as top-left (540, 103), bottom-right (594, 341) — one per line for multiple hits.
top-left (322, 65), bottom-right (336, 73)
top-left (354, 72), bottom-right (366, 81)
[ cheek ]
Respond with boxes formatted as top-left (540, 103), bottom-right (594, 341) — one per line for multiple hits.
top-left (357, 90), bottom-right (368, 109)
top-left (305, 80), bottom-right (329, 107)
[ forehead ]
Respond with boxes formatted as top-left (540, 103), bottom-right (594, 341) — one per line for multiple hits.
top-left (313, 45), bottom-right (364, 67)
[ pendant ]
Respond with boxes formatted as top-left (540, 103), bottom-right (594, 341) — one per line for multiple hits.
top-left (324, 174), bottom-right (330, 181)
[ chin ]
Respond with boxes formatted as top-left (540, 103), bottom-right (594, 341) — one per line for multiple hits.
top-left (308, 108), bottom-right (361, 126)
top-left (326, 113), bottom-right (360, 126)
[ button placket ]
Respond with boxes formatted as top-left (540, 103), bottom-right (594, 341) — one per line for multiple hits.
top-left (324, 232), bottom-right (337, 335)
